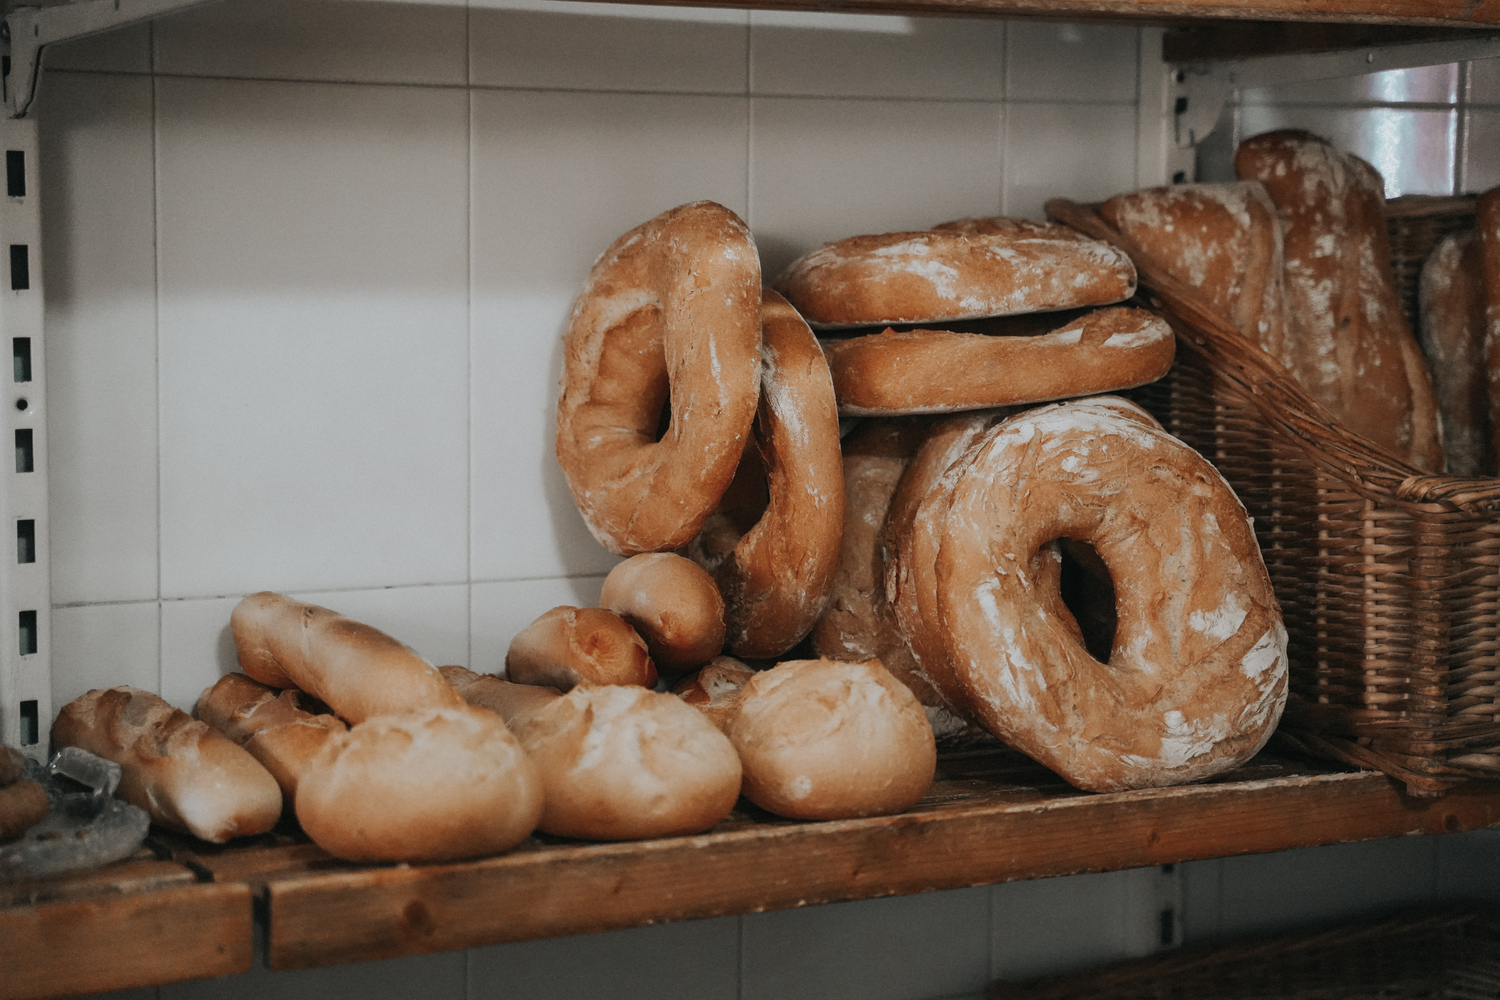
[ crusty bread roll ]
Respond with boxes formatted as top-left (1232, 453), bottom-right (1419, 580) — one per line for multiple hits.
top-left (1235, 130), bottom-right (1444, 472)
top-left (505, 606), bottom-right (656, 689)
top-left (0, 779), bottom-right (48, 843)
top-left (672, 656), bottom-right (757, 732)
top-left (0, 743), bottom-right (25, 787)
top-left (1419, 229), bottom-right (1490, 476)
top-left (598, 553), bottom-right (726, 674)
top-left (1479, 188), bottom-right (1500, 472)
top-left (725, 658), bottom-right (935, 820)
top-left (231, 592), bottom-right (463, 724)
top-left (440, 665), bottom-right (562, 725)
top-left (195, 672), bottom-right (347, 802)
top-left (295, 704), bottom-right (543, 862)
top-left (507, 685), bottom-right (742, 841)
top-left (52, 686), bottom-right (282, 842)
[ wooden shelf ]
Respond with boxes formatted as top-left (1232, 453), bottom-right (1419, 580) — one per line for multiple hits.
top-left (8, 744), bottom-right (1495, 995)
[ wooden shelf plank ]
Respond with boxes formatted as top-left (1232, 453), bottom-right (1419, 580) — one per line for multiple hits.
top-left (256, 751), bottom-right (1500, 970)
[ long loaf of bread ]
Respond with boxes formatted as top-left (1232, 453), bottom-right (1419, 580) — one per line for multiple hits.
top-left (195, 672), bottom-right (347, 800)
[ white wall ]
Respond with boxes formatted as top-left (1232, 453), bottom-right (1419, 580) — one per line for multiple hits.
top-left (33, 3), bottom-right (1500, 998)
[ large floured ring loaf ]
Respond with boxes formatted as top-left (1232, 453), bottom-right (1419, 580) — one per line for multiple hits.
top-left (688, 289), bottom-right (844, 659)
top-left (928, 398), bottom-right (1288, 791)
top-left (775, 219), bottom-right (1136, 329)
top-left (821, 306), bottom-right (1174, 416)
top-left (556, 201), bottom-right (763, 555)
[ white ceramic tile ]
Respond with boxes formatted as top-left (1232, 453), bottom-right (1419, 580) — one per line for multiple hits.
top-left (154, 0), bottom-right (467, 86)
top-left (1177, 857), bottom-right (1224, 941)
top-left (1003, 103), bottom-right (1138, 221)
top-left (160, 947), bottom-right (464, 1000)
top-left (50, 602), bottom-right (160, 713)
top-left (469, 0), bottom-right (747, 93)
top-left (1240, 64), bottom-right (1459, 106)
top-left (155, 78), bottom-right (468, 599)
top-left (469, 916), bottom-right (739, 1000)
top-left (470, 90), bottom-right (748, 582)
top-left (1472, 57), bottom-right (1500, 106)
top-left (1214, 839), bottom-right (1437, 937)
top-left (991, 869), bottom-right (1161, 982)
top-left (292, 583), bottom-right (470, 668)
top-left (471, 576), bottom-right (606, 676)
top-left (1237, 106), bottom-right (1456, 197)
top-left (1005, 22), bottom-right (1138, 104)
top-left (749, 12), bottom-right (1004, 100)
top-left (38, 72), bottom-right (159, 606)
top-left (750, 97), bottom-right (1003, 278)
top-left (1434, 828), bottom-right (1500, 900)
top-left (742, 889), bottom-right (990, 1000)
top-left (1466, 109), bottom-right (1500, 193)
top-left (41, 24), bottom-right (152, 75)
top-left (159, 596), bottom-right (240, 712)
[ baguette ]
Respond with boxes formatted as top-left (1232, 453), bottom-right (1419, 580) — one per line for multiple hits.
top-left (195, 672), bottom-right (346, 800)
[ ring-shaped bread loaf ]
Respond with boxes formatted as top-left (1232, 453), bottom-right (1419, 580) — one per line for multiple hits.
top-left (775, 220), bottom-right (1136, 330)
top-left (822, 306), bottom-right (1174, 416)
top-left (688, 289), bottom-right (845, 659)
top-left (556, 201), bottom-right (763, 555)
top-left (929, 398), bottom-right (1288, 791)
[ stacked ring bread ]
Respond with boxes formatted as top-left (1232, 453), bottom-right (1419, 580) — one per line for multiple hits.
top-left (555, 200), bottom-right (763, 555)
top-left (689, 289), bottom-right (845, 659)
top-left (917, 398), bottom-right (1288, 791)
top-left (1235, 130), bottom-right (1444, 472)
top-left (53, 686), bottom-right (282, 842)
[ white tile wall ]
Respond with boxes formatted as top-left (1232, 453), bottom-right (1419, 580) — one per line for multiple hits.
top-left (30, 3), bottom-right (1500, 1000)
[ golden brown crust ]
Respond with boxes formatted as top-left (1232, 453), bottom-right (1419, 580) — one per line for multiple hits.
top-left (195, 672), bottom-right (346, 801)
top-left (0, 780), bottom-right (48, 843)
top-left (1479, 188), bottom-right (1500, 473)
top-left (230, 592), bottom-right (464, 725)
top-left (724, 658), bottom-right (935, 820)
top-left (1099, 182), bottom-right (1288, 362)
top-left (672, 656), bottom-right (757, 732)
top-left (0, 744), bottom-right (25, 787)
top-left (555, 201), bottom-right (762, 555)
top-left (52, 686), bottom-right (282, 842)
top-left (504, 606), bottom-right (656, 689)
top-left (1419, 229), bottom-right (1490, 476)
top-left (820, 306), bottom-right (1175, 416)
top-left (1235, 130), bottom-right (1444, 472)
top-left (294, 705), bottom-right (543, 862)
top-left (774, 222), bottom-right (1136, 329)
top-left (688, 290), bottom-right (845, 660)
top-left (599, 553), bottom-right (726, 674)
top-left (507, 685), bottom-right (742, 841)
top-left (933, 400), bottom-right (1288, 792)
top-left (440, 665), bottom-right (563, 726)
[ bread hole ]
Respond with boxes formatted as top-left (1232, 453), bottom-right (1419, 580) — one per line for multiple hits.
top-left (1057, 539), bottom-right (1116, 663)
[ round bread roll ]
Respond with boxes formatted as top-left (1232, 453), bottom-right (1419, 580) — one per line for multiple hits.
top-left (672, 656), bottom-right (758, 731)
top-left (725, 658), bottom-right (935, 821)
top-left (688, 290), bottom-right (845, 659)
top-left (775, 221), bottom-right (1136, 330)
top-left (599, 553), bottom-right (726, 674)
top-left (505, 606), bottom-right (656, 690)
top-left (231, 591), bottom-right (463, 724)
top-left (295, 704), bottom-right (543, 862)
top-left (931, 398), bottom-right (1288, 791)
top-left (507, 685), bottom-right (742, 841)
top-left (555, 200), bottom-right (762, 555)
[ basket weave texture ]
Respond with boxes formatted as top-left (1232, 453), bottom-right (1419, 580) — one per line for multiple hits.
top-left (1046, 195), bottom-right (1498, 797)
top-left (988, 905), bottom-right (1500, 1000)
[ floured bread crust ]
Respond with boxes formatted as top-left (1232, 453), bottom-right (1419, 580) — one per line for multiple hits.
top-left (1479, 189), bottom-right (1500, 474)
top-left (820, 306), bottom-right (1174, 416)
top-left (1419, 229), bottom-right (1490, 476)
top-left (725, 657), bottom-right (936, 820)
top-left (196, 672), bottom-right (346, 801)
top-left (775, 222), bottom-right (1136, 330)
top-left (673, 655), bottom-right (757, 732)
top-left (1235, 130), bottom-right (1444, 472)
top-left (555, 201), bottom-right (762, 555)
top-left (933, 399), bottom-right (1288, 792)
top-left (1099, 182), bottom-right (1289, 363)
top-left (505, 606), bottom-right (657, 690)
top-left (688, 290), bottom-right (845, 660)
top-left (599, 553), bottom-right (726, 675)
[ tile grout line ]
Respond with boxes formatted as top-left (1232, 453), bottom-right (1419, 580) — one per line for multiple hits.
top-left (465, 0), bottom-right (475, 681)
top-left (150, 19), bottom-right (165, 696)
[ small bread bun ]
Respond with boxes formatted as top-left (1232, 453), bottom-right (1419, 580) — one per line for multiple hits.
top-left (508, 685), bottom-right (742, 841)
top-left (725, 658), bottom-right (935, 821)
top-left (0, 744), bottom-right (25, 787)
top-left (0, 780), bottom-right (48, 842)
top-left (672, 656), bottom-right (757, 731)
top-left (599, 553), bottom-right (726, 674)
top-left (295, 705), bottom-right (543, 863)
top-left (505, 606), bottom-right (656, 690)
top-left (440, 665), bottom-right (562, 725)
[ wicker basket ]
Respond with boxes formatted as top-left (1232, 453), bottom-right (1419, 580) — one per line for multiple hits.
top-left (988, 905), bottom-right (1500, 999)
top-left (1046, 195), bottom-right (1499, 797)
